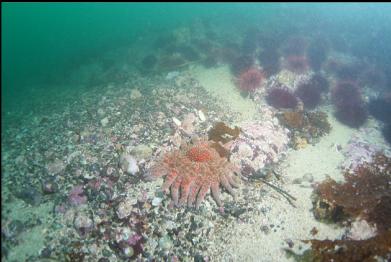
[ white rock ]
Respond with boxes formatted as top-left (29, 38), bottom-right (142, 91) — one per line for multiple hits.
top-left (198, 110), bottom-right (206, 122)
top-left (347, 219), bottom-right (377, 240)
top-left (123, 247), bottom-right (134, 257)
top-left (101, 117), bottom-right (109, 127)
top-left (152, 197), bottom-right (162, 206)
top-left (172, 117), bottom-right (182, 127)
top-left (116, 199), bottom-right (134, 219)
top-left (130, 89), bottom-right (142, 100)
top-left (74, 212), bottom-right (93, 231)
top-left (119, 154), bottom-right (139, 175)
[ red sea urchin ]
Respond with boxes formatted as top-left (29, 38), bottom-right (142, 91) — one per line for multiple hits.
top-left (331, 81), bottom-right (363, 108)
top-left (147, 137), bottom-right (240, 208)
top-left (237, 68), bottom-right (264, 93)
top-left (331, 81), bottom-right (368, 128)
top-left (266, 86), bottom-right (298, 109)
top-left (295, 81), bottom-right (322, 109)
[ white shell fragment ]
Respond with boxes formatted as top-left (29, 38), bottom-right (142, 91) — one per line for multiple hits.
top-left (101, 117), bottom-right (109, 127)
top-left (119, 154), bottom-right (139, 175)
top-left (172, 117), bottom-right (182, 127)
top-left (198, 110), bottom-right (206, 122)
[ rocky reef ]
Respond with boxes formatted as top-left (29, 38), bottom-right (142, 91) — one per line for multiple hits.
top-left (277, 110), bottom-right (331, 149)
top-left (229, 118), bottom-right (290, 177)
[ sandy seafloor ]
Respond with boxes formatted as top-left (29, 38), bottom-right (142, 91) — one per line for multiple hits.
top-left (191, 65), bottom-right (348, 260)
top-left (1, 62), bottom-right (389, 262)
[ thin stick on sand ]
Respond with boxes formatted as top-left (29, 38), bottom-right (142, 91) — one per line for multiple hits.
top-left (250, 171), bottom-right (297, 208)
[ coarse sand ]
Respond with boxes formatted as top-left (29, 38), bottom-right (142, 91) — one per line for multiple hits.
top-left (191, 65), bottom-right (258, 122)
top-left (191, 65), bottom-right (359, 261)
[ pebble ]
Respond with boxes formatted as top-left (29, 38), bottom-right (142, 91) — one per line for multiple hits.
top-left (119, 154), bottom-right (139, 175)
top-left (260, 225), bottom-right (270, 234)
top-left (40, 247), bottom-right (52, 258)
top-left (158, 235), bottom-right (173, 251)
top-left (130, 89), bottom-right (142, 100)
top-left (116, 199), bottom-right (134, 219)
top-left (101, 117), bottom-right (109, 127)
top-left (42, 180), bottom-right (58, 194)
top-left (3, 220), bottom-right (24, 238)
top-left (130, 144), bottom-right (152, 160)
top-left (152, 197), bottom-right (162, 207)
top-left (198, 110), bottom-right (206, 122)
top-left (73, 212), bottom-right (93, 235)
top-left (172, 117), bottom-right (181, 127)
top-left (302, 173), bottom-right (314, 182)
top-left (123, 246), bottom-right (134, 257)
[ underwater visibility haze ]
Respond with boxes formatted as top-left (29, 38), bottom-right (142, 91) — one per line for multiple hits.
top-left (2, 3), bottom-right (391, 261)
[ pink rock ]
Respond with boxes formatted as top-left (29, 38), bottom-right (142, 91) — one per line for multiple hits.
top-left (68, 185), bottom-right (87, 206)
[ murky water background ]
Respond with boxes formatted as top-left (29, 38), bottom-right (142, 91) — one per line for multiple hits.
top-left (2, 3), bottom-right (391, 261)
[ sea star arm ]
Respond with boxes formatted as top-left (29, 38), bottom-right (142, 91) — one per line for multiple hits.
top-left (220, 174), bottom-right (236, 197)
top-left (178, 176), bottom-right (193, 206)
top-left (171, 176), bottom-right (183, 206)
top-left (188, 180), bottom-right (201, 207)
top-left (211, 181), bottom-right (223, 207)
top-left (196, 182), bottom-right (211, 208)
top-left (162, 171), bottom-right (178, 192)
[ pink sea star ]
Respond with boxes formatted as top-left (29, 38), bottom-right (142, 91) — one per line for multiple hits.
top-left (148, 138), bottom-right (240, 208)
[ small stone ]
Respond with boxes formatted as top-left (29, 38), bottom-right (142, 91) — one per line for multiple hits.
top-left (198, 110), bottom-right (206, 122)
top-left (74, 212), bottom-right (93, 235)
top-left (172, 117), bottom-right (181, 127)
top-left (101, 117), bottom-right (109, 127)
top-left (260, 225), bottom-right (270, 234)
top-left (130, 89), bottom-right (142, 100)
top-left (40, 247), bottom-right (52, 258)
top-left (4, 220), bottom-right (24, 238)
top-left (102, 249), bottom-right (112, 257)
top-left (158, 235), bottom-right (173, 251)
top-left (194, 254), bottom-right (205, 262)
top-left (42, 180), bottom-right (58, 194)
top-left (131, 144), bottom-right (152, 160)
top-left (116, 198), bottom-right (135, 219)
top-left (123, 246), bottom-right (134, 257)
top-left (152, 197), bottom-right (162, 207)
top-left (119, 154), bottom-right (139, 175)
top-left (302, 173), bottom-right (314, 182)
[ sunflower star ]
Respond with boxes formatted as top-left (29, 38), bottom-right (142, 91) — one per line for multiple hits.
top-left (148, 137), bottom-right (240, 208)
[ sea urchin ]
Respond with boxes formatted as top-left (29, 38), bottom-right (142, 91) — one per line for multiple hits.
top-left (237, 68), bottom-right (264, 93)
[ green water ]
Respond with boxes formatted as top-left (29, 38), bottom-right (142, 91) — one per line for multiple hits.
top-left (3, 3), bottom-right (391, 120)
top-left (2, 3), bottom-right (391, 261)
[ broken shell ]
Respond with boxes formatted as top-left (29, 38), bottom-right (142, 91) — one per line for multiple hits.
top-left (198, 110), bottom-right (206, 122)
top-left (172, 117), bottom-right (181, 127)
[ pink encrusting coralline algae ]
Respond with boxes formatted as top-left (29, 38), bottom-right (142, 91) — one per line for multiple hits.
top-left (68, 185), bottom-right (88, 206)
top-left (341, 128), bottom-right (391, 173)
top-left (229, 119), bottom-right (290, 177)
